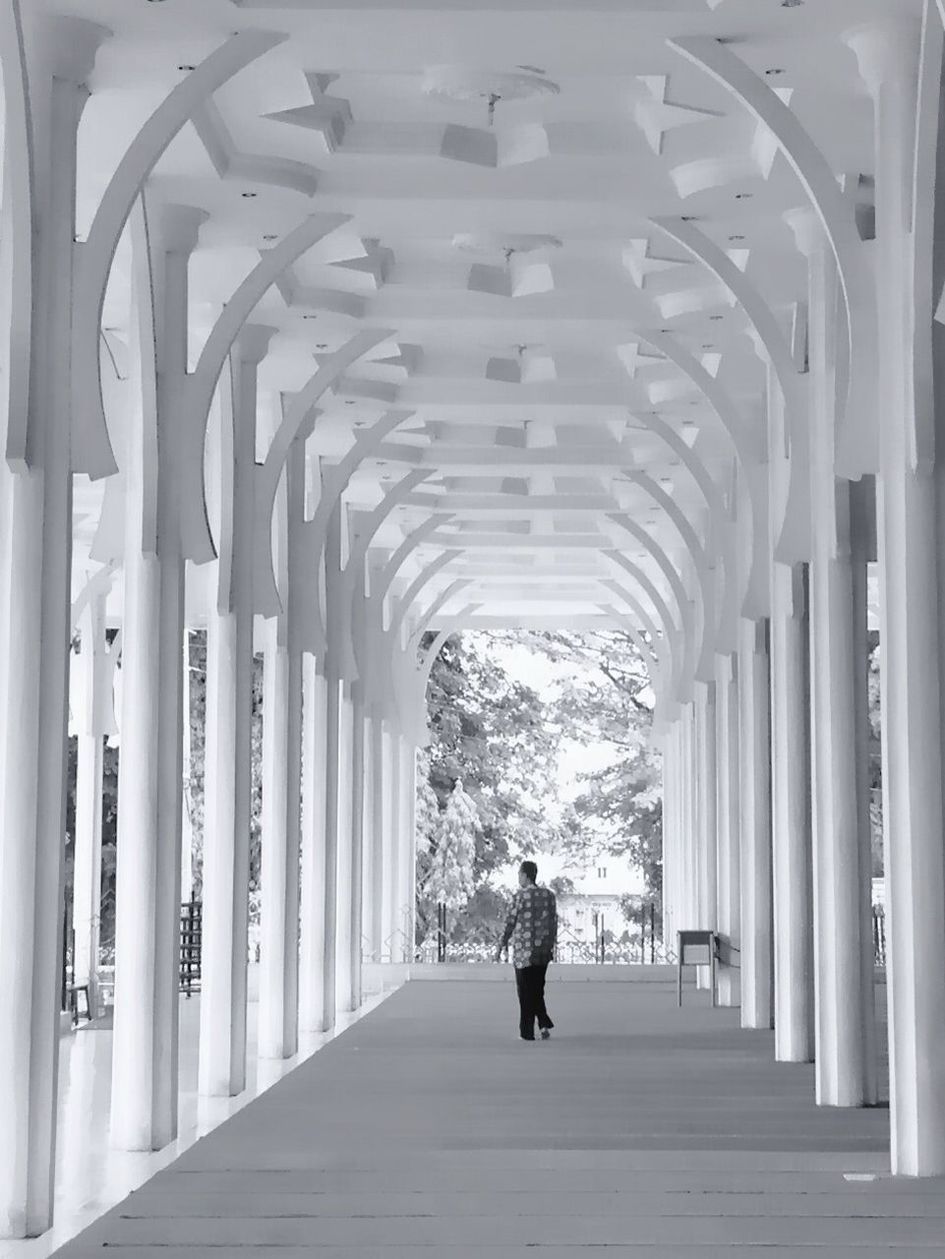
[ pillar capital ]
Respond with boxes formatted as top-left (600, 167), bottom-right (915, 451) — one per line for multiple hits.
top-left (150, 202), bottom-right (209, 255)
top-left (782, 206), bottom-right (823, 259)
top-left (37, 16), bottom-right (111, 86)
top-left (843, 20), bottom-right (920, 98)
top-left (234, 324), bottom-right (277, 367)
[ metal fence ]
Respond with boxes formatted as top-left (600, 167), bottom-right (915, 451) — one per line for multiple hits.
top-left (415, 901), bottom-right (673, 965)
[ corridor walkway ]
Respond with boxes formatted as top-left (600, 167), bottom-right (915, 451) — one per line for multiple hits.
top-left (51, 976), bottom-right (943, 1257)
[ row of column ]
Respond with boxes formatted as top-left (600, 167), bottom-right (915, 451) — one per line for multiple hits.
top-left (661, 17), bottom-right (945, 1173)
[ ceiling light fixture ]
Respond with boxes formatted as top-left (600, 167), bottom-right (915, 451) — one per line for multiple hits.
top-left (262, 234), bottom-right (277, 241)
top-left (781, 0), bottom-right (804, 8)
top-left (303, 314), bottom-right (318, 320)
top-left (241, 191), bottom-right (257, 198)
top-left (178, 65), bottom-right (195, 72)
top-left (735, 192), bottom-right (753, 200)
top-left (709, 314), bottom-right (724, 321)
top-left (764, 68), bottom-right (786, 76)
top-left (728, 234), bottom-right (745, 241)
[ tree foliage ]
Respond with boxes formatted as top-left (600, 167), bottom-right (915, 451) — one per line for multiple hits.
top-left (417, 628), bottom-right (663, 950)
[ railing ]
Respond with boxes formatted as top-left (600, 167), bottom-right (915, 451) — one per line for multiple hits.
top-left (413, 902), bottom-right (674, 965)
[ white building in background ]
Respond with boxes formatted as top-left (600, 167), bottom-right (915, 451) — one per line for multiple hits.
top-left (497, 852), bottom-right (645, 944)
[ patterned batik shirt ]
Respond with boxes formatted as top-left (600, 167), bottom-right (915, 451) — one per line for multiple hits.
top-left (500, 885), bottom-right (557, 968)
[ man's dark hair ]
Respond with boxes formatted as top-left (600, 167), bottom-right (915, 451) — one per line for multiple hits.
top-left (520, 860), bottom-right (538, 883)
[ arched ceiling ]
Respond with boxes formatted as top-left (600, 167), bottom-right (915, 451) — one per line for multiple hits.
top-left (66, 0), bottom-right (900, 644)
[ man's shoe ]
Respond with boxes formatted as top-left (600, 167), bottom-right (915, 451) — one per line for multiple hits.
top-left (540, 1029), bottom-right (551, 1040)
top-left (519, 1035), bottom-right (535, 1041)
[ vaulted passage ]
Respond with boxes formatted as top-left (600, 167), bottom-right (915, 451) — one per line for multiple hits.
top-left (4, 0), bottom-right (945, 1250)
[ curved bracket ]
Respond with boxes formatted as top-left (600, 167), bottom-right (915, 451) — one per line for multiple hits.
top-left (252, 343), bottom-right (401, 618)
top-left (70, 561), bottom-right (117, 636)
top-left (596, 600), bottom-right (670, 730)
top-left (72, 29), bottom-right (287, 479)
top-left (387, 551), bottom-right (462, 646)
top-left (606, 513), bottom-right (695, 702)
top-left (180, 211), bottom-right (352, 563)
top-left (633, 409), bottom-right (738, 648)
top-left (632, 329), bottom-right (768, 618)
top-left (408, 578), bottom-right (471, 651)
top-left (668, 35), bottom-right (877, 476)
top-left (650, 216), bottom-right (806, 420)
top-left (624, 470), bottom-right (716, 683)
top-left (602, 551), bottom-right (682, 701)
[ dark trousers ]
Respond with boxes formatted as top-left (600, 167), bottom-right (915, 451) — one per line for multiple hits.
top-left (515, 963), bottom-right (553, 1039)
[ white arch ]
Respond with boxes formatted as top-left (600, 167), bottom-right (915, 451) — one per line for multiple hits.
top-left (72, 30), bottom-right (287, 478)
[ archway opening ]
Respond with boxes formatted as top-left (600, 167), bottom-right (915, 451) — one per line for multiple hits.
top-left (415, 629), bottom-right (663, 965)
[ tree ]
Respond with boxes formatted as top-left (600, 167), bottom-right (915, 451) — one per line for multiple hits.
top-left (529, 630), bottom-right (663, 904)
top-left (424, 779), bottom-right (479, 910)
top-left (416, 632), bottom-right (565, 949)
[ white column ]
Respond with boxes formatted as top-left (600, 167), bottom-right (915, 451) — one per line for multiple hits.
top-left (0, 20), bottom-right (107, 1234)
top-left (73, 592), bottom-right (108, 1015)
top-left (770, 563), bottom-right (815, 1062)
top-left (334, 688), bottom-right (355, 1012)
top-left (385, 723), bottom-right (404, 962)
top-left (111, 202), bottom-right (204, 1152)
top-left (659, 732), bottom-right (674, 948)
top-left (695, 681), bottom-right (718, 931)
top-left (299, 657), bottom-right (329, 1032)
top-left (181, 630), bottom-right (194, 903)
top-left (258, 620), bottom-right (296, 1058)
top-left (399, 735), bottom-right (418, 965)
top-left (715, 652), bottom-right (741, 1007)
top-left (199, 329), bottom-right (269, 1096)
top-left (806, 240), bottom-right (876, 1106)
top-left (347, 689), bottom-right (368, 1007)
top-left (361, 710), bottom-right (381, 963)
top-left (738, 617), bottom-right (772, 1030)
top-left (849, 21), bottom-right (945, 1172)
top-left (321, 668), bottom-right (343, 1023)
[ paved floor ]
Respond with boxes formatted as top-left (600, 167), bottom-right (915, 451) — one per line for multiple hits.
top-left (53, 977), bottom-right (945, 1257)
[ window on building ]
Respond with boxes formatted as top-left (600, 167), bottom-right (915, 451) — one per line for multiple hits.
top-left (597, 866), bottom-right (607, 878)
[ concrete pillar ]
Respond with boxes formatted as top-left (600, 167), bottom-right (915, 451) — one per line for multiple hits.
top-left (660, 731), bottom-right (676, 949)
top-left (400, 735), bottom-right (418, 964)
top-left (806, 239), bottom-right (876, 1106)
top-left (181, 631), bottom-right (194, 903)
top-left (335, 689), bottom-right (356, 1012)
top-left (770, 563), bottom-right (815, 1062)
top-left (111, 202), bottom-right (205, 1152)
top-left (199, 329), bottom-right (270, 1096)
top-left (347, 688), bottom-right (367, 1007)
top-left (299, 658), bottom-right (329, 1032)
top-left (321, 669), bottom-right (343, 1023)
top-left (258, 616), bottom-right (299, 1059)
top-left (695, 681), bottom-right (718, 931)
top-left (738, 617), bottom-right (772, 1030)
top-left (257, 439), bottom-right (306, 1061)
top-left (715, 652), bottom-right (741, 1007)
top-left (73, 592), bottom-right (109, 1016)
top-left (362, 710), bottom-right (382, 962)
top-left (385, 722), bottom-right (404, 962)
top-left (848, 20), bottom-right (945, 1172)
top-left (0, 19), bottom-right (107, 1233)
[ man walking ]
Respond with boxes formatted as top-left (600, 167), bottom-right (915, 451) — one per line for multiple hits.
top-left (495, 860), bottom-right (557, 1041)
